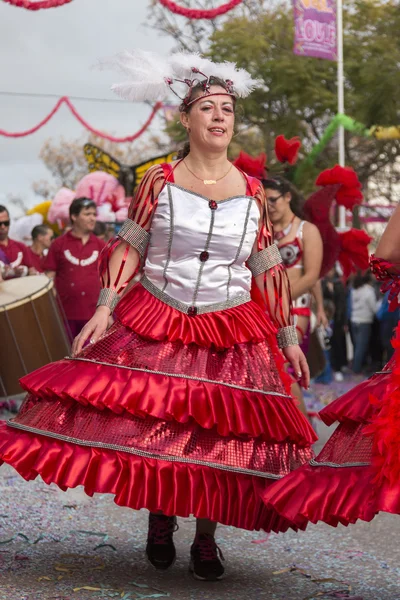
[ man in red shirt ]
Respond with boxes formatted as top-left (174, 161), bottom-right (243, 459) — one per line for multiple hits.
top-left (0, 205), bottom-right (33, 279)
top-left (44, 198), bottom-right (105, 340)
top-left (26, 224), bottom-right (54, 274)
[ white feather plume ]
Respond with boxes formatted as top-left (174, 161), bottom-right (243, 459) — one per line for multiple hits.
top-left (97, 49), bottom-right (174, 102)
top-left (96, 48), bottom-right (262, 103)
top-left (211, 61), bottom-right (262, 97)
top-left (169, 52), bottom-right (215, 80)
top-left (170, 53), bottom-right (262, 98)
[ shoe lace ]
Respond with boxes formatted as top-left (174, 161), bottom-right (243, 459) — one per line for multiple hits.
top-left (195, 534), bottom-right (225, 562)
top-left (149, 516), bottom-right (178, 545)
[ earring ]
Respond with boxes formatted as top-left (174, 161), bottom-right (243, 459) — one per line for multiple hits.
top-left (187, 127), bottom-right (191, 134)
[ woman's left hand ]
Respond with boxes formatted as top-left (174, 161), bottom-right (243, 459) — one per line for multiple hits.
top-left (316, 307), bottom-right (329, 328)
top-left (283, 344), bottom-right (310, 389)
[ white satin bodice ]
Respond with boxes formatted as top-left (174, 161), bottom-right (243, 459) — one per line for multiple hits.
top-left (144, 184), bottom-right (259, 307)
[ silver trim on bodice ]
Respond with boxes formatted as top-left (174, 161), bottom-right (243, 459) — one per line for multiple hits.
top-left (143, 184), bottom-right (260, 315)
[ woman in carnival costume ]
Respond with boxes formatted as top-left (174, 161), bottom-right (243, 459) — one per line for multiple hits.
top-left (262, 175), bottom-right (323, 412)
top-left (233, 148), bottom-right (325, 414)
top-left (263, 203), bottom-right (400, 529)
top-left (0, 51), bottom-right (316, 581)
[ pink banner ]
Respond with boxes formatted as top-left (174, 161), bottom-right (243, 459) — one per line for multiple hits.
top-left (293, 0), bottom-right (337, 61)
top-left (344, 205), bottom-right (396, 224)
top-left (358, 205), bottom-right (396, 223)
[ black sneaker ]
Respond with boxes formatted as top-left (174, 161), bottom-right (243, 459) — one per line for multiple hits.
top-left (189, 533), bottom-right (225, 581)
top-left (146, 513), bottom-right (178, 570)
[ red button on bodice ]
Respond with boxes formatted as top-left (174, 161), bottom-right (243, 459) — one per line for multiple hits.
top-left (200, 251), bottom-right (209, 262)
top-left (209, 200), bottom-right (218, 210)
top-left (188, 306), bottom-right (198, 317)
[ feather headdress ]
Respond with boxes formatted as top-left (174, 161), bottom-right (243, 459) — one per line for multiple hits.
top-left (97, 50), bottom-right (174, 102)
top-left (98, 49), bottom-right (262, 105)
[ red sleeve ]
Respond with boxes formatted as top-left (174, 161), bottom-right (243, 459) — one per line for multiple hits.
top-left (99, 164), bottom-right (166, 293)
top-left (251, 182), bottom-right (294, 330)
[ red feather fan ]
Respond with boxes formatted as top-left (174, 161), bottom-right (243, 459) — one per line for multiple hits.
top-left (233, 151), bottom-right (267, 180)
top-left (316, 165), bottom-right (363, 210)
top-left (338, 229), bottom-right (373, 279)
top-left (274, 135), bottom-right (301, 165)
top-left (303, 185), bottom-right (341, 277)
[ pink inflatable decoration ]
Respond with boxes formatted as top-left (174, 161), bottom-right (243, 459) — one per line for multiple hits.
top-left (75, 172), bottom-right (129, 222)
top-left (47, 187), bottom-right (76, 226)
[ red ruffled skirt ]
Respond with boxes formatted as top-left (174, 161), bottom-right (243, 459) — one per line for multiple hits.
top-left (263, 322), bottom-right (400, 528)
top-left (0, 283), bottom-right (316, 532)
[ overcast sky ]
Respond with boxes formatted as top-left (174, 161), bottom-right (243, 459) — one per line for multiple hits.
top-left (0, 0), bottom-right (175, 212)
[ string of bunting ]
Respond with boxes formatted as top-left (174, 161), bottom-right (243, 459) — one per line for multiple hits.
top-left (158, 0), bottom-right (244, 19)
top-left (294, 113), bottom-right (400, 182)
top-left (2, 0), bottom-right (72, 10)
top-left (0, 96), bottom-right (163, 143)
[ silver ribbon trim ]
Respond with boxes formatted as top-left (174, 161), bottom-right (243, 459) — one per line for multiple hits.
top-left (97, 288), bottom-right (120, 312)
top-left (65, 356), bottom-right (292, 399)
top-left (309, 458), bottom-right (369, 468)
top-left (247, 244), bottom-right (283, 277)
top-left (141, 275), bottom-right (251, 315)
top-left (118, 219), bottom-right (150, 256)
top-left (6, 420), bottom-right (285, 480)
top-left (277, 325), bottom-right (298, 349)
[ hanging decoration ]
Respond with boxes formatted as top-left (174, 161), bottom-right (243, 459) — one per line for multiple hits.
top-left (232, 151), bottom-right (267, 180)
top-left (83, 143), bottom-right (177, 195)
top-left (0, 97), bottom-right (163, 143)
top-left (338, 229), bottom-right (373, 279)
top-left (315, 165), bottom-right (363, 210)
top-left (2, 0), bottom-right (72, 10)
top-left (275, 135), bottom-right (301, 165)
top-left (294, 113), bottom-right (400, 182)
top-left (369, 125), bottom-right (400, 140)
top-left (157, 0), bottom-right (244, 19)
top-left (303, 185), bottom-right (341, 277)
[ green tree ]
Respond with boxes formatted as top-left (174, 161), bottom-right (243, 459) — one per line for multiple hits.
top-left (151, 0), bottom-right (400, 199)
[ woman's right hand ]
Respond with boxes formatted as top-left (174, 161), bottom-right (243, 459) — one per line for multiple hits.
top-left (71, 306), bottom-right (110, 356)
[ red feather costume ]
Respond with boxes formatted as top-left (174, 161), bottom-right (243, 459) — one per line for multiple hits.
top-left (262, 256), bottom-right (400, 528)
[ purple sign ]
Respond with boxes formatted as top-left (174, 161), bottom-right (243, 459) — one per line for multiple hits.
top-left (293, 0), bottom-right (337, 61)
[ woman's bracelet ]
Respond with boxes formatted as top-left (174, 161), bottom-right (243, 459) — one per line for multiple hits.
top-left (96, 288), bottom-right (120, 313)
top-left (277, 325), bottom-right (298, 349)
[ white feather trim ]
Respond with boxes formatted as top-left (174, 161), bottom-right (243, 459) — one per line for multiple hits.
top-left (212, 61), bottom-right (262, 97)
top-left (169, 52), bottom-right (214, 80)
top-left (97, 49), bottom-right (173, 102)
top-left (97, 49), bottom-right (262, 103)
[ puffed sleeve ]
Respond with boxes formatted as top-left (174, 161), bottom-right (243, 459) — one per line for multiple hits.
top-left (97, 164), bottom-right (166, 311)
top-left (248, 182), bottom-right (296, 348)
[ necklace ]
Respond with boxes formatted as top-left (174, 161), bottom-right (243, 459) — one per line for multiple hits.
top-left (274, 215), bottom-right (295, 241)
top-left (183, 160), bottom-right (233, 185)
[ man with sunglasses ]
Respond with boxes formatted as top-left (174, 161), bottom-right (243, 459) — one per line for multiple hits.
top-left (43, 197), bottom-right (105, 340)
top-left (0, 205), bottom-right (34, 279)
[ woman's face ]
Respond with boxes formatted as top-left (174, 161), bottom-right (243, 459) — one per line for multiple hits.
top-left (180, 85), bottom-right (235, 152)
top-left (264, 188), bottom-right (292, 224)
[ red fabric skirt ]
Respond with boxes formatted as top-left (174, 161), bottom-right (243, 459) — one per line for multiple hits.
top-left (1, 283), bottom-right (315, 532)
top-left (263, 329), bottom-right (400, 528)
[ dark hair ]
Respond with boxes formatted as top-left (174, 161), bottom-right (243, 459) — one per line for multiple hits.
top-left (0, 205), bottom-right (9, 217)
top-left (178, 77), bottom-right (236, 160)
top-left (31, 224), bottom-right (52, 240)
top-left (93, 221), bottom-right (106, 237)
top-left (262, 175), bottom-right (304, 218)
top-left (69, 197), bottom-right (96, 219)
top-left (352, 270), bottom-right (372, 289)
